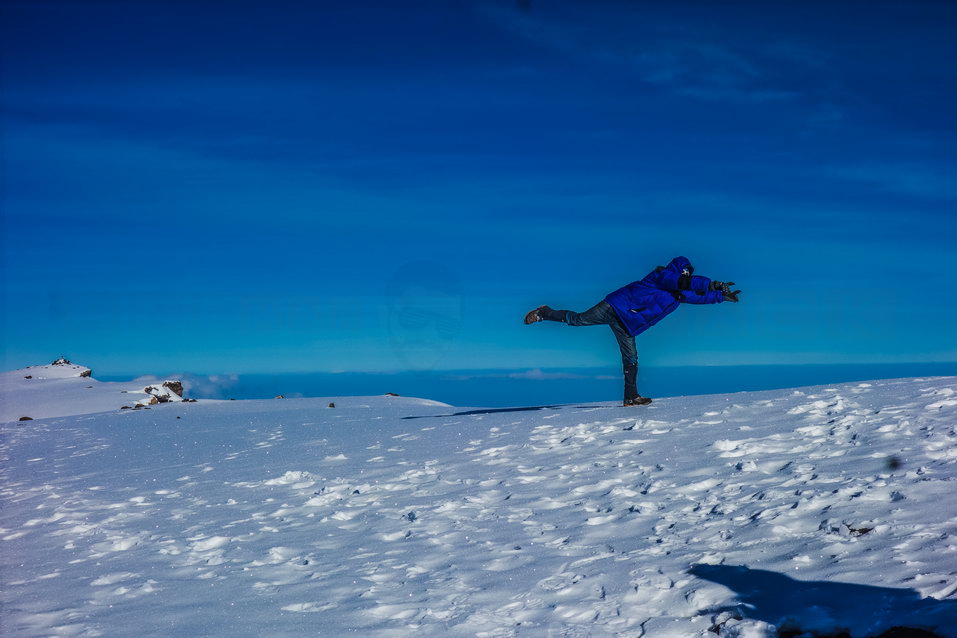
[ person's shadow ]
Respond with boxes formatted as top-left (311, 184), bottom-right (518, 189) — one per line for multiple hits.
top-left (401, 405), bottom-right (563, 419)
top-left (689, 564), bottom-right (956, 637)
top-left (400, 404), bottom-right (622, 419)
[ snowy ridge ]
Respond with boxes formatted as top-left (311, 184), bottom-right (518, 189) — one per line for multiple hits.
top-left (2, 377), bottom-right (956, 636)
top-left (0, 361), bottom-right (187, 422)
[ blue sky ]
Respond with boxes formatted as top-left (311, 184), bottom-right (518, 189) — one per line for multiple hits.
top-left (2, 0), bottom-right (955, 376)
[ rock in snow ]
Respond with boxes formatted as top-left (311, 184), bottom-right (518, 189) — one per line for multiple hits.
top-left (1, 372), bottom-right (956, 637)
top-left (141, 381), bottom-right (185, 405)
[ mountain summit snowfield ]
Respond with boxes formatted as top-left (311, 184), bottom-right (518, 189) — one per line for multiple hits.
top-left (2, 365), bottom-right (956, 637)
top-left (1, 360), bottom-right (187, 423)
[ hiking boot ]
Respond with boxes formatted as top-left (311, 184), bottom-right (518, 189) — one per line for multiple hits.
top-left (623, 396), bottom-right (652, 407)
top-left (524, 305), bottom-right (550, 324)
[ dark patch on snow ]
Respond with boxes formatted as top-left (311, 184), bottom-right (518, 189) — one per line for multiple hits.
top-left (691, 564), bottom-right (954, 638)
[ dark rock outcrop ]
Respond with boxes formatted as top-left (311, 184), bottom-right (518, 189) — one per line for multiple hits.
top-left (162, 381), bottom-right (183, 398)
top-left (141, 382), bottom-right (184, 405)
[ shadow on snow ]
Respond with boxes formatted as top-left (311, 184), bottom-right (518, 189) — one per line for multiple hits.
top-left (400, 404), bottom-right (621, 419)
top-left (689, 564), bottom-right (956, 637)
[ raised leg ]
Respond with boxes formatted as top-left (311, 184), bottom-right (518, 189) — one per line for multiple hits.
top-left (564, 301), bottom-right (615, 326)
top-left (527, 300), bottom-right (645, 404)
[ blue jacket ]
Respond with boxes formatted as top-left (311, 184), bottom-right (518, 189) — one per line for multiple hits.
top-left (604, 256), bottom-right (725, 337)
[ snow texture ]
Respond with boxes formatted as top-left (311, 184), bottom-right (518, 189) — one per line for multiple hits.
top-left (2, 372), bottom-right (956, 637)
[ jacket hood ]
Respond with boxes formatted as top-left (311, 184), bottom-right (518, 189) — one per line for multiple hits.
top-left (667, 256), bottom-right (693, 275)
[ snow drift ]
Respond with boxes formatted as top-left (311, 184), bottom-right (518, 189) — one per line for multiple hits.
top-left (1, 370), bottom-right (955, 637)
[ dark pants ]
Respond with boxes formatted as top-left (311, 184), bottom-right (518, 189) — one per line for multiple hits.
top-left (541, 301), bottom-right (639, 402)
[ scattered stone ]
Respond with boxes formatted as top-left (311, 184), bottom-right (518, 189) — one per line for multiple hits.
top-left (143, 387), bottom-right (166, 403)
top-left (405, 511), bottom-right (416, 522)
top-left (328, 402), bottom-right (335, 408)
top-left (51, 357), bottom-right (71, 365)
top-left (275, 395), bottom-right (284, 399)
top-left (385, 392), bottom-right (400, 397)
top-left (18, 416), bottom-right (33, 421)
top-left (121, 406), bottom-right (131, 410)
top-left (176, 416), bottom-right (181, 419)
top-left (24, 375), bottom-right (32, 379)
top-left (886, 455), bottom-right (903, 471)
top-left (80, 369), bottom-right (92, 378)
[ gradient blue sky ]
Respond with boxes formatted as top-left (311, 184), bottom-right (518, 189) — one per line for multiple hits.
top-left (2, 0), bottom-right (955, 376)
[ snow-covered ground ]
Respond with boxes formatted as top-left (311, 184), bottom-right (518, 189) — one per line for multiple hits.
top-left (1, 361), bottom-right (188, 423)
top-left (2, 369), bottom-right (956, 637)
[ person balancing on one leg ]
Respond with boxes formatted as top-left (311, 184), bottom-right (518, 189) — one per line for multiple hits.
top-left (524, 256), bottom-right (740, 407)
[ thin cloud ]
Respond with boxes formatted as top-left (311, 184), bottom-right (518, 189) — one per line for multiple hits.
top-left (155, 373), bottom-right (241, 400)
top-left (131, 373), bottom-right (238, 399)
top-left (478, 3), bottom-right (818, 105)
top-left (821, 163), bottom-right (957, 200)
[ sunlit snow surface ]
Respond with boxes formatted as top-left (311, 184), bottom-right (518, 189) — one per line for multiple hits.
top-left (0, 364), bottom-right (185, 422)
top-left (2, 378), bottom-right (956, 637)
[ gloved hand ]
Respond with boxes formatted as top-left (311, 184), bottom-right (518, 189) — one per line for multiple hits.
top-left (710, 280), bottom-right (736, 294)
top-left (723, 290), bottom-right (741, 303)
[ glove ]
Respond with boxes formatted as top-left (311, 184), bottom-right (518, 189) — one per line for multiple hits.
top-left (710, 280), bottom-right (736, 294)
top-left (723, 290), bottom-right (741, 303)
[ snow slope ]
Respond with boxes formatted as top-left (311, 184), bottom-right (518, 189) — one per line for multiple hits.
top-left (2, 376), bottom-right (956, 637)
top-left (0, 362), bottom-right (188, 422)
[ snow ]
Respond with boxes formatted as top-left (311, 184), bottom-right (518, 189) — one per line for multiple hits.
top-left (2, 370), bottom-right (956, 637)
top-left (0, 363), bottom-right (190, 422)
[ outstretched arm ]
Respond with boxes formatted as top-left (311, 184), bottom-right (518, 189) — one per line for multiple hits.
top-left (655, 258), bottom-right (738, 300)
top-left (657, 270), bottom-right (715, 293)
top-left (707, 280), bottom-right (741, 302)
top-left (675, 289), bottom-right (726, 304)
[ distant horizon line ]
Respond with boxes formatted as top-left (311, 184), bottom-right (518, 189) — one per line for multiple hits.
top-left (89, 360), bottom-right (957, 379)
